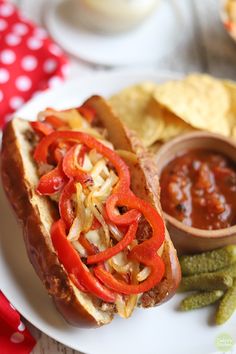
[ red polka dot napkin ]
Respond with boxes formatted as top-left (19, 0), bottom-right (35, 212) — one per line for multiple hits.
top-left (0, 292), bottom-right (36, 354)
top-left (0, 0), bottom-right (69, 128)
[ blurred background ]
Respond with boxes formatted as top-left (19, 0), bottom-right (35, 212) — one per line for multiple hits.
top-left (10, 0), bottom-right (236, 79)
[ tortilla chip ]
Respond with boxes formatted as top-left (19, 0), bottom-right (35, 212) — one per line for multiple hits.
top-left (109, 82), bottom-right (163, 147)
top-left (147, 97), bottom-right (194, 142)
top-left (153, 74), bottom-right (231, 136)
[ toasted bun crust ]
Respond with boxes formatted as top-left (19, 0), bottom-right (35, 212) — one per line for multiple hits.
top-left (1, 118), bottom-right (113, 328)
top-left (86, 96), bottom-right (181, 306)
top-left (1, 96), bottom-right (180, 327)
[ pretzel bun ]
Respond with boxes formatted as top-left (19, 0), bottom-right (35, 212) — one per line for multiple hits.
top-left (1, 96), bottom-right (181, 327)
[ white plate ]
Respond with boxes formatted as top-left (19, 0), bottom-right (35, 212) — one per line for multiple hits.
top-left (44, 0), bottom-right (187, 66)
top-left (1, 70), bottom-right (236, 354)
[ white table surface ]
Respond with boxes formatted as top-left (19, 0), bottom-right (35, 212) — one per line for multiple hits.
top-left (6, 0), bottom-right (236, 353)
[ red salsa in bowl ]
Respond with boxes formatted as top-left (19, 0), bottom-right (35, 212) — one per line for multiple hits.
top-left (160, 149), bottom-right (236, 230)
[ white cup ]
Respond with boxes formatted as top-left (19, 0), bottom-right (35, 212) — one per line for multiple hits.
top-left (65, 0), bottom-right (160, 34)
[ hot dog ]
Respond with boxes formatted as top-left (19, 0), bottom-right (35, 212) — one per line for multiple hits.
top-left (1, 96), bottom-right (181, 327)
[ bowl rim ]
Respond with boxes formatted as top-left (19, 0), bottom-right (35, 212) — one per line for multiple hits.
top-left (220, 0), bottom-right (236, 42)
top-left (155, 131), bottom-right (236, 239)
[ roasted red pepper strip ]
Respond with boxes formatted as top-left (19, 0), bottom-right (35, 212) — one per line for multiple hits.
top-left (79, 234), bottom-right (99, 256)
top-left (51, 219), bottom-right (116, 302)
top-left (33, 131), bottom-right (130, 193)
top-left (102, 208), bottom-right (128, 235)
top-left (87, 221), bottom-right (139, 264)
top-left (106, 193), bottom-right (165, 250)
top-left (30, 121), bottom-right (54, 137)
top-left (37, 160), bottom-right (67, 195)
top-left (69, 273), bottom-right (88, 293)
top-left (44, 115), bottom-right (67, 129)
top-left (106, 193), bottom-right (141, 225)
top-left (59, 179), bottom-right (76, 229)
top-left (93, 192), bottom-right (165, 294)
top-left (49, 141), bottom-right (73, 163)
top-left (78, 106), bottom-right (96, 123)
top-left (62, 144), bottom-right (92, 186)
top-left (91, 217), bottom-right (101, 230)
top-left (94, 255), bottom-right (165, 295)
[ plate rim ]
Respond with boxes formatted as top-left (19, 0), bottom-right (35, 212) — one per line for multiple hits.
top-left (15, 68), bottom-right (183, 118)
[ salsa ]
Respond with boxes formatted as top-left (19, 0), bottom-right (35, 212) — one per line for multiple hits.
top-left (160, 149), bottom-right (236, 230)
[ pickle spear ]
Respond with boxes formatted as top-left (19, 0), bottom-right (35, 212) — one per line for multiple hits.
top-left (180, 290), bottom-right (224, 311)
top-left (179, 273), bottom-right (233, 292)
top-left (216, 279), bottom-right (236, 325)
top-left (180, 246), bottom-right (236, 276)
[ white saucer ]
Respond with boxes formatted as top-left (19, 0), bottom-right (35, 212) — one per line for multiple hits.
top-left (44, 0), bottom-right (187, 67)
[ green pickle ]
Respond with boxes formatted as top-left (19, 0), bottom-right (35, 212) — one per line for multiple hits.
top-left (180, 246), bottom-right (236, 276)
top-left (219, 263), bottom-right (236, 278)
top-left (180, 290), bottom-right (224, 311)
top-left (179, 273), bottom-right (233, 292)
top-left (216, 279), bottom-right (236, 325)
